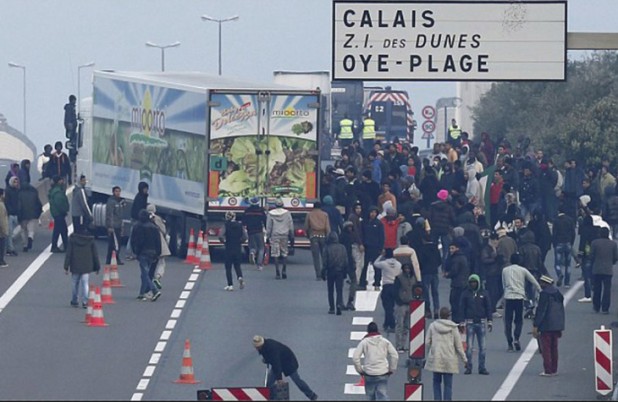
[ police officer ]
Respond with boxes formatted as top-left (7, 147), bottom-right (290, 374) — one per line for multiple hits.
top-left (338, 114), bottom-right (354, 148)
top-left (447, 118), bottom-right (462, 148)
top-left (362, 113), bottom-right (376, 152)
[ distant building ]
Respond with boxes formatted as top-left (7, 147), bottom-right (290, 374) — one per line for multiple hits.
top-left (455, 82), bottom-right (493, 139)
top-left (0, 113), bottom-right (38, 181)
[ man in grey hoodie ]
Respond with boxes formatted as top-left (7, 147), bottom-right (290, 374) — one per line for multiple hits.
top-left (353, 321), bottom-right (398, 400)
top-left (266, 198), bottom-right (294, 280)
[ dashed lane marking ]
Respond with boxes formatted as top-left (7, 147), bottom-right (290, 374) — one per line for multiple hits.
top-left (352, 316), bottom-right (373, 326)
top-left (130, 265), bottom-right (202, 400)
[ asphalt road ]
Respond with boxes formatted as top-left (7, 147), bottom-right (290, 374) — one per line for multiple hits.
top-left (0, 222), bottom-right (617, 401)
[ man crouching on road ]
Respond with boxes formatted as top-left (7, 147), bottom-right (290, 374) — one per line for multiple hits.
top-left (253, 335), bottom-right (318, 400)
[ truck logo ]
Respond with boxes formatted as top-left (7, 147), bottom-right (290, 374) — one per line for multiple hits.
top-left (211, 102), bottom-right (256, 131)
top-left (272, 106), bottom-right (310, 118)
top-left (131, 89), bottom-right (166, 137)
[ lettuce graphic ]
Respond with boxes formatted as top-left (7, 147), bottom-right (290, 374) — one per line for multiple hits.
top-left (219, 170), bottom-right (253, 195)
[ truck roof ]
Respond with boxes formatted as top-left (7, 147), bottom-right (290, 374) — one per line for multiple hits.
top-left (96, 70), bottom-right (313, 93)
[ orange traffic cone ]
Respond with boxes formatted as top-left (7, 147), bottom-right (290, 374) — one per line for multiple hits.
top-left (174, 339), bottom-right (200, 384)
top-left (193, 231), bottom-right (204, 266)
top-left (101, 267), bottom-right (115, 304)
top-left (110, 262), bottom-right (124, 288)
top-left (184, 229), bottom-right (196, 264)
top-left (83, 288), bottom-right (95, 324)
top-left (199, 234), bottom-right (212, 270)
top-left (88, 287), bottom-right (109, 327)
top-left (110, 250), bottom-right (119, 268)
top-left (354, 374), bottom-right (365, 387)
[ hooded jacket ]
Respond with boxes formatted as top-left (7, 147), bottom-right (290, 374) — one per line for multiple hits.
top-left (424, 319), bottom-right (467, 374)
top-left (429, 200), bottom-right (455, 236)
top-left (322, 232), bottom-right (349, 274)
top-left (266, 207), bottom-right (294, 239)
top-left (64, 232), bottom-right (101, 275)
top-left (257, 339), bottom-right (299, 380)
top-left (242, 205), bottom-right (267, 235)
top-left (71, 182), bottom-right (92, 220)
top-left (458, 274), bottom-right (493, 323)
top-left (518, 231), bottom-right (545, 275)
top-left (17, 182), bottom-right (43, 221)
top-left (445, 250), bottom-right (469, 289)
top-left (362, 216), bottom-right (385, 249)
top-left (5, 180), bottom-right (19, 216)
top-left (130, 210), bottom-right (161, 259)
top-left (18, 159), bottom-right (31, 185)
top-left (131, 182), bottom-right (149, 221)
top-left (533, 284), bottom-right (565, 332)
top-left (373, 255), bottom-right (402, 285)
top-left (49, 183), bottom-right (69, 217)
top-left (352, 332), bottom-right (398, 376)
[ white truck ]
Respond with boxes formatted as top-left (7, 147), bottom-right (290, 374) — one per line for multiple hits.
top-left (77, 71), bottom-right (322, 255)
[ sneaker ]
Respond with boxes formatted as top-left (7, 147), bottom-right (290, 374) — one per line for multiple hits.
top-left (425, 311), bottom-right (432, 319)
top-left (507, 344), bottom-right (514, 352)
top-left (514, 341), bottom-right (521, 351)
top-left (464, 367), bottom-right (472, 375)
top-left (374, 285), bottom-right (381, 291)
top-left (82, 303), bottom-right (88, 309)
top-left (257, 265), bottom-right (263, 271)
top-left (51, 247), bottom-right (64, 253)
top-left (6, 250), bottom-right (17, 256)
top-left (578, 297), bottom-right (592, 303)
top-left (153, 278), bottom-right (162, 290)
top-left (310, 393), bottom-right (318, 401)
top-left (126, 255), bottom-right (136, 261)
top-left (276, 273), bottom-right (281, 280)
top-left (328, 309), bottom-right (335, 314)
top-left (0, 263), bottom-right (8, 268)
top-left (282, 272), bottom-right (287, 279)
top-left (539, 372), bottom-right (552, 377)
top-left (479, 369), bottom-right (490, 375)
top-left (249, 252), bottom-right (255, 265)
top-left (346, 302), bottom-right (356, 311)
top-left (224, 285), bottom-right (234, 291)
top-left (239, 277), bottom-right (245, 289)
top-left (397, 348), bottom-right (406, 354)
top-left (151, 291), bottom-right (162, 301)
top-left (136, 295), bottom-right (147, 300)
top-left (493, 312), bottom-right (503, 318)
top-left (602, 311), bottom-right (610, 315)
top-left (70, 301), bottom-right (79, 308)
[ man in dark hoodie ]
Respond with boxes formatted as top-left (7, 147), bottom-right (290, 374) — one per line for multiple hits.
top-left (17, 180), bottom-right (43, 252)
top-left (64, 226), bottom-right (101, 308)
top-left (360, 206), bottom-right (384, 290)
top-left (242, 196), bottom-right (267, 271)
top-left (127, 181), bottom-right (149, 260)
top-left (64, 94), bottom-right (78, 141)
top-left (518, 230), bottom-right (547, 318)
top-left (429, 189), bottom-right (456, 263)
top-left (444, 237), bottom-right (470, 324)
top-left (321, 231), bottom-right (349, 315)
top-left (219, 211), bottom-right (247, 291)
top-left (18, 159), bottom-right (31, 185)
top-left (5, 177), bottom-right (20, 256)
top-left (339, 221), bottom-right (358, 311)
top-left (131, 209), bottom-right (161, 301)
top-left (48, 175), bottom-right (69, 253)
top-left (458, 274), bottom-right (492, 375)
top-left (533, 275), bottom-right (565, 377)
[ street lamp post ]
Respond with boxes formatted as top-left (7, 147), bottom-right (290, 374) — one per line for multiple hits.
top-left (8, 62), bottom-right (26, 137)
top-left (77, 61), bottom-right (95, 117)
top-left (145, 41), bottom-right (181, 71)
top-left (201, 14), bottom-right (239, 75)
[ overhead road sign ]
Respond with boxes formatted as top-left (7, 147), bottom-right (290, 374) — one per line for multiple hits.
top-left (332, 1), bottom-right (567, 81)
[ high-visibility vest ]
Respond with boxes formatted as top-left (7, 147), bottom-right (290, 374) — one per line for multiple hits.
top-left (362, 118), bottom-right (376, 139)
top-left (448, 125), bottom-right (462, 140)
top-left (339, 118), bottom-right (354, 139)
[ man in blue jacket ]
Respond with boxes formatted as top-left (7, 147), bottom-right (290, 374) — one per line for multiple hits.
top-left (359, 206), bottom-right (384, 290)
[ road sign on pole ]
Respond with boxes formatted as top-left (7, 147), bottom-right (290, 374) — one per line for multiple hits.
top-left (421, 105), bottom-right (436, 120)
top-left (594, 326), bottom-right (613, 396)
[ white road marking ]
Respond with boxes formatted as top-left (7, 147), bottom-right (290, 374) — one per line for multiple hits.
top-left (149, 353), bottom-right (161, 365)
top-left (350, 331), bottom-right (365, 340)
top-left (189, 273), bottom-right (199, 281)
top-left (136, 379), bottom-right (149, 390)
top-left (143, 366), bottom-right (156, 377)
top-left (171, 309), bottom-right (182, 318)
top-left (346, 365), bottom-right (357, 375)
top-left (180, 291), bottom-right (191, 299)
top-left (348, 348), bottom-right (356, 358)
top-left (352, 316), bottom-right (373, 326)
top-left (491, 282), bottom-right (583, 401)
top-left (175, 300), bottom-right (186, 309)
top-left (130, 393), bottom-right (143, 401)
top-left (165, 319), bottom-right (177, 330)
top-left (355, 290), bottom-right (380, 311)
top-left (184, 282), bottom-right (195, 291)
top-left (154, 341), bottom-right (167, 352)
top-left (344, 383), bottom-right (365, 394)
top-left (160, 330), bottom-right (172, 340)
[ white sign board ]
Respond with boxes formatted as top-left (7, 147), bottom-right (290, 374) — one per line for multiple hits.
top-left (332, 1), bottom-right (567, 81)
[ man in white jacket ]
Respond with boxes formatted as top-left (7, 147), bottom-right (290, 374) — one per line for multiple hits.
top-left (266, 198), bottom-right (294, 279)
top-left (353, 321), bottom-right (398, 400)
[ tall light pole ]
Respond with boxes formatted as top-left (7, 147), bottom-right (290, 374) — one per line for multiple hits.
top-left (8, 62), bottom-right (26, 137)
top-left (145, 41), bottom-right (181, 71)
top-left (77, 61), bottom-right (95, 117)
top-left (201, 14), bottom-right (239, 75)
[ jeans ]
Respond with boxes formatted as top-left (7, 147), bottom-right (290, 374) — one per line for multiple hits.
top-left (7, 215), bottom-right (18, 252)
top-left (0, 237), bottom-right (6, 264)
top-left (327, 272), bottom-right (344, 310)
top-left (106, 227), bottom-right (123, 264)
top-left (364, 374), bottom-right (389, 400)
top-left (582, 258), bottom-right (593, 298)
top-left (381, 284), bottom-right (396, 330)
top-left (248, 232), bottom-right (265, 266)
top-left (361, 247), bottom-right (382, 288)
top-left (433, 372), bottom-right (453, 400)
top-left (138, 255), bottom-right (158, 296)
top-left (449, 287), bottom-right (464, 324)
top-left (423, 273), bottom-right (440, 314)
top-left (433, 233), bottom-right (451, 264)
top-left (351, 244), bottom-right (365, 280)
top-left (540, 331), bottom-right (560, 374)
top-left (266, 368), bottom-right (316, 400)
top-left (554, 242), bottom-right (572, 286)
top-left (310, 236), bottom-right (326, 278)
top-left (51, 214), bottom-right (68, 249)
top-left (224, 249), bottom-right (243, 286)
top-left (395, 304), bottom-right (410, 350)
top-left (504, 299), bottom-right (524, 346)
top-left (465, 322), bottom-right (487, 371)
top-left (592, 274), bottom-right (612, 313)
top-left (71, 273), bottom-right (89, 304)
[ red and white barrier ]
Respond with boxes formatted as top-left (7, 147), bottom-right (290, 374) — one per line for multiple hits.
top-left (409, 299), bottom-right (426, 359)
top-left (404, 383), bottom-right (423, 401)
top-left (594, 325), bottom-right (613, 396)
top-left (210, 387), bottom-right (270, 401)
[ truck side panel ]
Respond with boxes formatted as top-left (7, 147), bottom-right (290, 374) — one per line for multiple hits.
top-left (90, 76), bottom-right (207, 214)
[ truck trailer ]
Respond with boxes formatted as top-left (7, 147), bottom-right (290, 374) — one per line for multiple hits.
top-left (77, 71), bottom-right (321, 256)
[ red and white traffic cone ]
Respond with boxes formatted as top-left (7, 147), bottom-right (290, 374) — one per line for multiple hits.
top-left (199, 234), bottom-right (212, 270)
top-left (83, 288), bottom-right (95, 325)
top-left (174, 339), bottom-right (200, 384)
top-left (88, 287), bottom-right (109, 327)
top-left (193, 231), bottom-right (204, 266)
top-left (100, 267), bottom-right (115, 304)
top-left (184, 229), bottom-right (196, 264)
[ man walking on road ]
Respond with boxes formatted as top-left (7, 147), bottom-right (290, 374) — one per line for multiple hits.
top-left (352, 321), bottom-right (398, 401)
top-left (502, 253), bottom-right (541, 352)
top-left (71, 174), bottom-right (93, 233)
top-left (552, 205), bottom-right (576, 288)
top-left (590, 227), bottom-right (618, 314)
top-left (533, 275), bottom-right (565, 377)
top-left (253, 336), bottom-right (318, 401)
top-left (49, 176), bottom-right (69, 253)
top-left (242, 196), bottom-right (267, 271)
top-left (64, 226), bottom-right (100, 308)
top-left (305, 202), bottom-right (330, 281)
top-left (219, 211), bottom-right (246, 291)
top-left (105, 186), bottom-right (126, 265)
top-left (458, 274), bottom-right (492, 375)
top-left (267, 198), bottom-right (294, 280)
top-left (0, 189), bottom-right (8, 268)
top-left (17, 180), bottom-right (43, 252)
top-left (321, 231), bottom-right (348, 315)
top-left (131, 209), bottom-right (161, 301)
